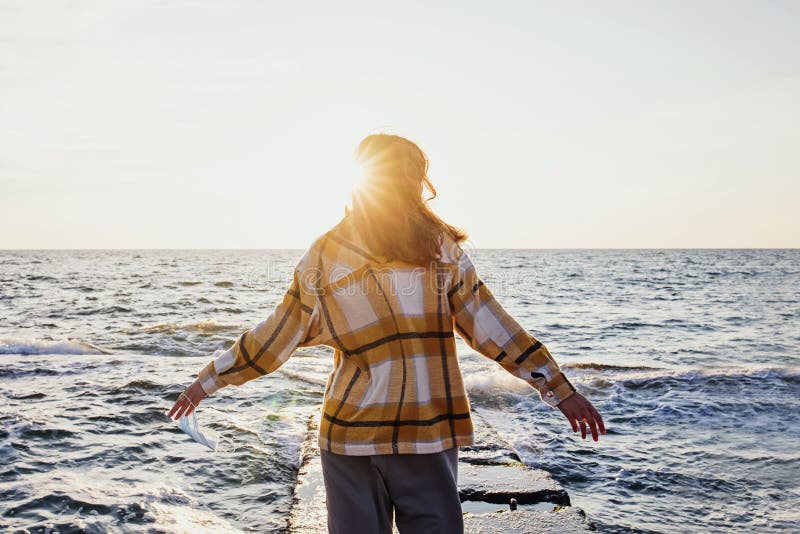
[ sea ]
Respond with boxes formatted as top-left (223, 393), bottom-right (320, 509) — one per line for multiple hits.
top-left (1, 249), bottom-right (798, 533)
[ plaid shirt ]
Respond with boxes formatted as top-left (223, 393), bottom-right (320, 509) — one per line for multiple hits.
top-left (197, 215), bottom-right (577, 456)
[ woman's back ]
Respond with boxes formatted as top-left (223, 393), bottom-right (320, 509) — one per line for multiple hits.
top-left (301, 214), bottom-right (471, 455)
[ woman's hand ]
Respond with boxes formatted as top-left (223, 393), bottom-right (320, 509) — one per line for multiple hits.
top-left (167, 380), bottom-right (208, 420)
top-left (557, 392), bottom-right (606, 442)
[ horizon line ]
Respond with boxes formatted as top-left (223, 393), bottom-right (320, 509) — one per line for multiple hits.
top-left (1, 247), bottom-right (798, 251)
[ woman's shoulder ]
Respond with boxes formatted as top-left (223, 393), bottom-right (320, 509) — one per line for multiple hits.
top-left (296, 214), bottom-right (361, 270)
top-left (293, 222), bottom-right (338, 272)
top-left (438, 230), bottom-right (467, 265)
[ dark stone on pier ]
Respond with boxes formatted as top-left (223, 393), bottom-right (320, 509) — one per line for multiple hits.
top-left (458, 462), bottom-right (570, 507)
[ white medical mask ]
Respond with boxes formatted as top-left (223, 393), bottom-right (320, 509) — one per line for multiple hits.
top-left (167, 391), bottom-right (221, 451)
top-left (177, 407), bottom-right (219, 451)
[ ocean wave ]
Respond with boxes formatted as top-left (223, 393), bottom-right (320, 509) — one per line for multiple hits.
top-left (604, 320), bottom-right (717, 332)
top-left (612, 466), bottom-right (748, 496)
top-left (63, 285), bottom-right (100, 292)
top-left (24, 274), bottom-right (58, 282)
top-left (564, 362), bottom-right (663, 371)
top-left (140, 321), bottom-right (240, 334)
top-left (586, 366), bottom-right (800, 389)
top-left (276, 369), bottom-right (328, 387)
top-left (75, 305), bottom-right (133, 316)
top-left (0, 366), bottom-right (61, 378)
top-left (608, 321), bottom-right (664, 330)
top-left (463, 365), bottom-right (799, 397)
top-left (110, 341), bottom-right (210, 357)
top-left (2, 473), bottom-right (240, 534)
top-left (0, 338), bottom-right (112, 355)
top-left (116, 379), bottom-right (165, 392)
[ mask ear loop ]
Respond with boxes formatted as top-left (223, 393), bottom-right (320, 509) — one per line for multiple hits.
top-left (180, 391), bottom-right (197, 409)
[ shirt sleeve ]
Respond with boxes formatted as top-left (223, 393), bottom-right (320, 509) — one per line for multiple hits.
top-left (196, 250), bottom-right (322, 397)
top-left (447, 248), bottom-right (577, 407)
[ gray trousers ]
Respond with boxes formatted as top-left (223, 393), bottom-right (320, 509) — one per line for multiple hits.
top-left (320, 447), bottom-right (464, 534)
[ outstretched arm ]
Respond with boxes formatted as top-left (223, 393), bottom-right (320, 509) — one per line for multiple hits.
top-left (448, 248), bottom-right (605, 441)
top-left (168, 249), bottom-right (322, 420)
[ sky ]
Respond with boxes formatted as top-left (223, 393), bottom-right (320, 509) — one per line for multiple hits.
top-left (1, 0), bottom-right (798, 249)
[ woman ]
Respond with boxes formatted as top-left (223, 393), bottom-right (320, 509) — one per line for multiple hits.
top-left (168, 133), bottom-right (605, 534)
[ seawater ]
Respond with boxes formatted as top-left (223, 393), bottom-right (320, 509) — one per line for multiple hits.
top-left (0, 249), bottom-right (798, 533)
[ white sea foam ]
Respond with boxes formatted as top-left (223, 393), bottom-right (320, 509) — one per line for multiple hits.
top-left (0, 337), bottom-right (111, 355)
top-left (463, 369), bottom-right (534, 395)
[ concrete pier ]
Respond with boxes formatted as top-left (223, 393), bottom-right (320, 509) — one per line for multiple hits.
top-left (287, 407), bottom-right (593, 533)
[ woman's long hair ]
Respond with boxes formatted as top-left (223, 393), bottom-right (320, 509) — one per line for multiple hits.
top-left (345, 133), bottom-right (468, 265)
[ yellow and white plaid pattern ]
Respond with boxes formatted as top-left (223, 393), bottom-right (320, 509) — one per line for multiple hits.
top-left (197, 216), bottom-right (577, 455)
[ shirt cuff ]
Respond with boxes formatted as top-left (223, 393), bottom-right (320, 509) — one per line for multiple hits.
top-left (197, 349), bottom-right (233, 397)
top-left (537, 376), bottom-right (577, 407)
top-left (528, 369), bottom-right (578, 408)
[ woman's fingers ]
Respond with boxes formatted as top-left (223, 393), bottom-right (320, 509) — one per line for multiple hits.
top-left (587, 413), bottom-right (599, 442)
top-left (591, 406), bottom-right (606, 435)
top-left (176, 399), bottom-right (190, 420)
top-left (168, 398), bottom-right (184, 419)
top-left (568, 413), bottom-right (579, 433)
top-left (573, 411), bottom-right (604, 441)
top-left (168, 400), bottom-right (183, 420)
top-left (168, 382), bottom-right (206, 421)
top-left (558, 394), bottom-right (606, 441)
top-left (168, 392), bottom-right (196, 420)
